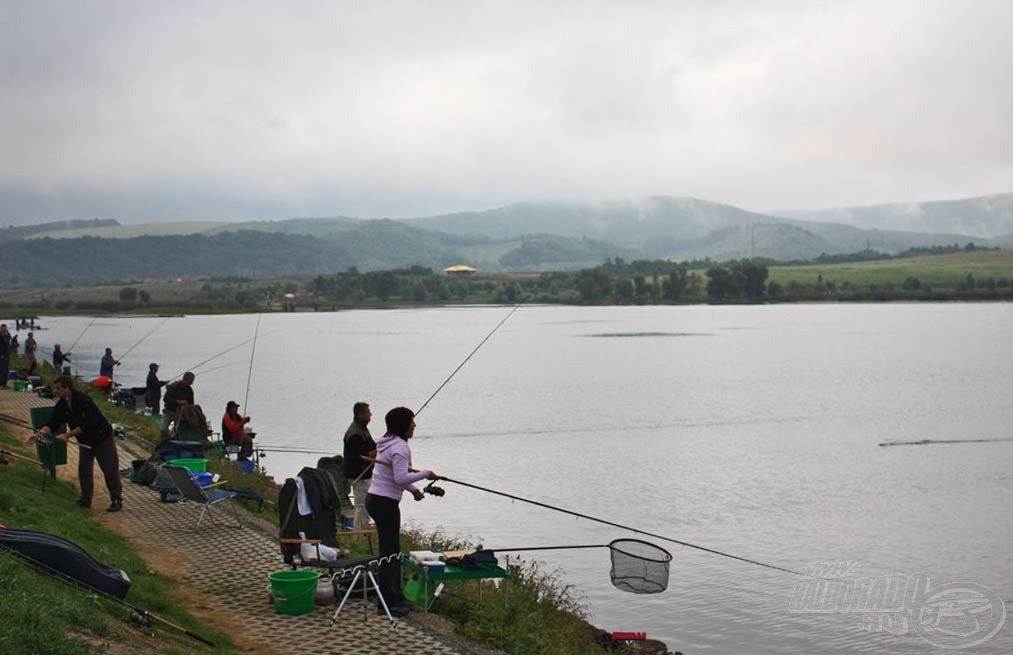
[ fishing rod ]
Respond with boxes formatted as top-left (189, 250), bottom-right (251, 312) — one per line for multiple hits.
top-left (363, 456), bottom-right (800, 577)
top-left (243, 314), bottom-right (262, 411)
top-left (348, 300), bottom-right (527, 485)
top-left (165, 329), bottom-right (279, 381)
top-left (0, 540), bottom-right (215, 647)
top-left (186, 361), bottom-right (242, 378)
top-left (118, 316), bottom-right (172, 362)
top-left (66, 318), bottom-right (97, 354)
top-left (254, 445), bottom-right (334, 455)
top-left (416, 298), bottom-right (526, 416)
top-left (0, 448), bottom-right (42, 466)
top-left (0, 412), bottom-right (34, 430)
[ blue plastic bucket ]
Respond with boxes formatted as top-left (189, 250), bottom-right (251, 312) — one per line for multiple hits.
top-left (191, 472), bottom-right (213, 488)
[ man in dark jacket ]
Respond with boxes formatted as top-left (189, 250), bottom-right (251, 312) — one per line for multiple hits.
top-left (145, 362), bottom-right (166, 416)
top-left (342, 402), bottom-right (376, 529)
top-left (161, 371), bottom-right (195, 439)
top-left (27, 375), bottom-right (123, 512)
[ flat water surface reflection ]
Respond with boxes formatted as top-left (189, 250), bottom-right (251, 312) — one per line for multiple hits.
top-left (32, 304), bottom-right (1013, 654)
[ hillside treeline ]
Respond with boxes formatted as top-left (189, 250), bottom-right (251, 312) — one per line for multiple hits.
top-left (0, 231), bottom-right (355, 286)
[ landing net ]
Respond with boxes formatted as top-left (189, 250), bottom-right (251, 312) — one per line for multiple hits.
top-left (608, 538), bottom-right (671, 594)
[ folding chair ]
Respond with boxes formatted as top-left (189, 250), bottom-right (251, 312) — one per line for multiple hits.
top-left (164, 465), bottom-right (242, 530)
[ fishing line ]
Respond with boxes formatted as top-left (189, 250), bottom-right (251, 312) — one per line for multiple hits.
top-left (363, 456), bottom-right (799, 576)
top-left (243, 314), bottom-right (262, 411)
top-left (416, 298), bottom-right (526, 416)
top-left (118, 316), bottom-right (171, 362)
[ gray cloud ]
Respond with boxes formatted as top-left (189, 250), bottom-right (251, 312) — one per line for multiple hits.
top-left (2, 0), bottom-right (1012, 225)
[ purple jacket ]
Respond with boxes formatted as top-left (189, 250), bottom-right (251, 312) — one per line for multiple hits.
top-left (367, 433), bottom-right (430, 501)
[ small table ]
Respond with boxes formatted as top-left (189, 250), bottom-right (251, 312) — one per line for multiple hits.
top-left (403, 559), bottom-right (510, 612)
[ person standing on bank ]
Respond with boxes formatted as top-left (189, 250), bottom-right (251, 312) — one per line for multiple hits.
top-left (100, 347), bottom-right (119, 379)
top-left (24, 331), bottom-right (38, 374)
top-left (0, 324), bottom-right (11, 387)
top-left (161, 371), bottom-right (195, 439)
top-left (145, 363), bottom-right (166, 415)
top-left (52, 344), bottom-right (71, 370)
top-left (366, 407), bottom-right (439, 616)
top-left (26, 375), bottom-right (123, 512)
top-left (343, 402), bottom-right (376, 530)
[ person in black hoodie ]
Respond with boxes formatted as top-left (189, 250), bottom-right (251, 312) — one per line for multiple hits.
top-left (26, 375), bottom-right (123, 512)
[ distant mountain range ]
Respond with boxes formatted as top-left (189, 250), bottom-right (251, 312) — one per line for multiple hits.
top-left (3, 193), bottom-right (1011, 287)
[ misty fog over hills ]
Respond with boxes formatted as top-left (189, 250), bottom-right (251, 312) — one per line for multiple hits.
top-left (3, 192), bottom-right (1011, 287)
top-left (769, 193), bottom-right (1013, 239)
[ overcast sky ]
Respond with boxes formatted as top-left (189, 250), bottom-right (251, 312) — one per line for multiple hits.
top-left (2, 0), bottom-right (1011, 225)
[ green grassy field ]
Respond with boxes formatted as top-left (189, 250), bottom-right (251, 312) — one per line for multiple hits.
top-left (768, 250), bottom-right (1013, 289)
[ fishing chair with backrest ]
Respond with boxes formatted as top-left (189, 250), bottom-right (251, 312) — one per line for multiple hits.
top-left (163, 465), bottom-right (242, 531)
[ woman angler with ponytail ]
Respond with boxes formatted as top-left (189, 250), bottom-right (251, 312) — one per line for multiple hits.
top-left (365, 406), bottom-right (439, 617)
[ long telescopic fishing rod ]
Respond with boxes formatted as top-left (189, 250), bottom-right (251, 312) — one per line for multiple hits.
top-left (166, 329), bottom-right (278, 381)
top-left (66, 318), bottom-right (97, 354)
top-left (243, 314), bottom-right (261, 411)
top-left (350, 301), bottom-right (526, 485)
top-left (441, 475), bottom-right (800, 576)
top-left (0, 543), bottom-right (215, 647)
top-left (363, 456), bottom-right (799, 577)
top-left (118, 316), bottom-right (172, 362)
top-left (255, 445), bottom-right (334, 455)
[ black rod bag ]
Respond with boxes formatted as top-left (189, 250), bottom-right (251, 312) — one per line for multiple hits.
top-left (0, 527), bottom-right (132, 599)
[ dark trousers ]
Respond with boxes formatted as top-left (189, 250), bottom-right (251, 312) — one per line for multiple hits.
top-left (365, 493), bottom-right (404, 607)
top-left (227, 435), bottom-right (254, 460)
top-left (79, 436), bottom-right (122, 503)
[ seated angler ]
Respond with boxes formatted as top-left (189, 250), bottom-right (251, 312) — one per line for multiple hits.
top-left (221, 400), bottom-right (254, 461)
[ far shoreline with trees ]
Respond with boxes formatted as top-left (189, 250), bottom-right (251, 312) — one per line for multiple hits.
top-left (1, 245), bottom-right (1011, 315)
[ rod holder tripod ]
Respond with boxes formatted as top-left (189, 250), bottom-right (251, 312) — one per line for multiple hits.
top-left (329, 562), bottom-right (398, 631)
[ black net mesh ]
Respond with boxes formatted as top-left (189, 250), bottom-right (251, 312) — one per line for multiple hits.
top-left (608, 538), bottom-right (671, 594)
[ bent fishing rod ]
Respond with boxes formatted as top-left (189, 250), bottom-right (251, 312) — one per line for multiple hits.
top-left (0, 541), bottom-right (214, 647)
top-left (363, 456), bottom-right (800, 577)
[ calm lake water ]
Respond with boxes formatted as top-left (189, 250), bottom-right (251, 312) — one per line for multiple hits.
top-left (28, 304), bottom-right (1013, 654)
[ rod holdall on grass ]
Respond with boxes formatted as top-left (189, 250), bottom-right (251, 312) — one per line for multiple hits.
top-left (0, 526), bottom-right (131, 599)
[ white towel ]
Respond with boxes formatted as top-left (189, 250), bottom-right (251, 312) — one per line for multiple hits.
top-left (294, 475), bottom-right (312, 516)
